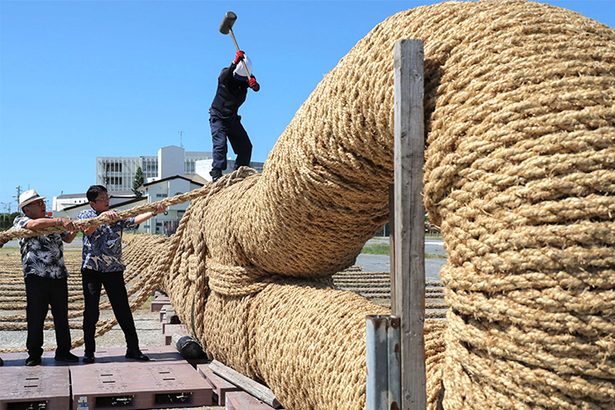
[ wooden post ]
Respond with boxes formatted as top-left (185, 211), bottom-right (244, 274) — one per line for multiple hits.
top-left (392, 39), bottom-right (425, 409)
top-left (389, 185), bottom-right (397, 309)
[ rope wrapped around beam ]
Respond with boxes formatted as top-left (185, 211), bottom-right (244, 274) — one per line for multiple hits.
top-left (3, 1), bottom-right (613, 408)
top-left (142, 1), bottom-right (615, 408)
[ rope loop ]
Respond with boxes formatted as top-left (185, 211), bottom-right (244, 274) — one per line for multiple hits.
top-left (206, 260), bottom-right (271, 297)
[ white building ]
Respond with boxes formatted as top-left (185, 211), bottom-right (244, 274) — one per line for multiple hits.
top-left (55, 175), bottom-right (205, 235)
top-left (141, 175), bottom-right (205, 235)
top-left (52, 193), bottom-right (88, 212)
top-left (52, 189), bottom-right (138, 212)
top-left (194, 158), bottom-right (265, 182)
top-left (96, 146), bottom-right (211, 192)
top-left (53, 145), bottom-right (265, 235)
top-left (57, 196), bottom-right (147, 221)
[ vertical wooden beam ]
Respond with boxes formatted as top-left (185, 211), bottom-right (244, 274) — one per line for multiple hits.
top-left (392, 39), bottom-right (425, 409)
top-left (389, 184), bottom-right (398, 309)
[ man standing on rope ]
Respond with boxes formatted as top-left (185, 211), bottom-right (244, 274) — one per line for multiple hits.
top-left (13, 189), bottom-right (79, 366)
top-left (78, 185), bottom-right (166, 364)
top-left (208, 50), bottom-right (260, 182)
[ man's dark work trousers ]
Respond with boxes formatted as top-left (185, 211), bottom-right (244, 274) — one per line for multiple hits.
top-left (25, 275), bottom-right (71, 359)
top-left (210, 115), bottom-right (252, 171)
top-left (81, 269), bottom-right (139, 355)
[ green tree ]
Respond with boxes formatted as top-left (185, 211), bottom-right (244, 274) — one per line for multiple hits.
top-left (133, 166), bottom-right (144, 197)
top-left (0, 212), bottom-right (20, 231)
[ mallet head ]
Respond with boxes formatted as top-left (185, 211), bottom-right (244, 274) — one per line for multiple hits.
top-left (219, 11), bottom-right (237, 34)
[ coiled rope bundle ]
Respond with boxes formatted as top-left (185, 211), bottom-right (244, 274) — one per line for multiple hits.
top-left (156, 1), bottom-right (614, 408)
top-left (1, 1), bottom-right (613, 408)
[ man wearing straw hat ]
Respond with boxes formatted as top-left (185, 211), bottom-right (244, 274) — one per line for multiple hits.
top-left (208, 50), bottom-right (260, 182)
top-left (12, 189), bottom-right (79, 366)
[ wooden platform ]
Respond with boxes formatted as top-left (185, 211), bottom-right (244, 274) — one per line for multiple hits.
top-left (151, 292), bottom-right (171, 312)
top-left (163, 324), bottom-right (188, 346)
top-left (0, 293), bottom-right (280, 408)
top-left (0, 345), bottom-right (188, 367)
top-left (71, 362), bottom-right (213, 409)
top-left (197, 365), bottom-right (240, 405)
top-left (226, 391), bottom-right (276, 410)
top-left (0, 366), bottom-right (70, 410)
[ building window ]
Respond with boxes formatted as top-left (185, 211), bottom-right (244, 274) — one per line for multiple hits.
top-left (185, 161), bottom-right (195, 174)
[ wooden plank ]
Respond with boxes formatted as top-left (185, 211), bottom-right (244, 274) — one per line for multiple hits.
top-left (151, 296), bottom-right (171, 312)
top-left (0, 366), bottom-right (70, 409)
top-left (389, 184), bottom-right (398, 310)
top-left (225, 391), bottom-right (276, 410)
top-left (163, 324), bottom-right (188, 345)
top-left (196, 365), bottom-right (240, 405)
top-left (75, 345), bottom-right (188, 365)
top-left (163, 308), bottom-right (179, 324)
top-left (209, 360), bottom-right (282, 408)
top-left (393, 39), bottom-right (426, 410)
top-left (159, 304), bottom-right (171, 322)
top-left (70, 362), bottom-right (213, 409)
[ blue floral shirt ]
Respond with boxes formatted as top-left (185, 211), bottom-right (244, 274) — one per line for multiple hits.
top-left (78, 209), bottom-right (138, 272)
top-left (14, 216), bottom-right (69, 279)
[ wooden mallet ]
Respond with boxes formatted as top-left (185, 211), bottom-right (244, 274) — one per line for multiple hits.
top-left (219, 11), bottom-right (252, 78)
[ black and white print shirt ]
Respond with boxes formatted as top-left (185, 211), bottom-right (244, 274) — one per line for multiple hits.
top-left (14, 216), bottom-right (69, 279)
top-left (78, 209), bottom-right (137, 273)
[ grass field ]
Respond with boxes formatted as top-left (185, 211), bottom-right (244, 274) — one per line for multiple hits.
top-left (361, 242), bottom-right (446, 259)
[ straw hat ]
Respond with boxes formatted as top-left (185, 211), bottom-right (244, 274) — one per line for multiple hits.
top-left (19, 189), bottom-right (46, 209)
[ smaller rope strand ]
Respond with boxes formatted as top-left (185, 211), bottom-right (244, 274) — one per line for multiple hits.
top-left (0, 167), bottom-right (257, 244)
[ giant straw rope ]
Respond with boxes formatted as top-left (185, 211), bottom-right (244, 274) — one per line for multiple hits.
top-left (1, 1), bottom-right (614, 408)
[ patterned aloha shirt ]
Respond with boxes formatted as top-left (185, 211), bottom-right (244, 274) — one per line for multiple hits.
top-left (14, 216), bottom-right (69, 279)
top-left (78, 209), bottom-right (138, 273)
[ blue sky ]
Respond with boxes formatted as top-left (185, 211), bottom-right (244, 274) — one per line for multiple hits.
top-left (0, 0), bottom-right (613, 212)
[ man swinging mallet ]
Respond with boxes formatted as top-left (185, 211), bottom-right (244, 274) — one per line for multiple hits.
top-left (208, 50), bottom-right (260, 182)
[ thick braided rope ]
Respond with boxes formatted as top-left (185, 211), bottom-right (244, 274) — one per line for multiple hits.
top-left (411, 2), bottom-right (614, 408)
top-left (2, 1), bottom-right (613, 408)
top-left (68, 235), bottom-right (170, 349)
top-left (0, 234), bottom-right (168, 352)
top-left (179, 2), bottom-right (611, 408)
top-left (0, 168), bottom-right (257, 243)
top-left (157, 2), bottom-right (615, 409)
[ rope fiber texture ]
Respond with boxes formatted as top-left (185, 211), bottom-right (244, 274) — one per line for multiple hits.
top-left (157, 1), bottom-right (615, 408)
top-left (2, 1), bottom-right (614, 409)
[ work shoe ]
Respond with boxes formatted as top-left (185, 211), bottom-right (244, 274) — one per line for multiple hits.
top-left (209, 168), bottom-right (222, 182)
top-left (54, 352), bottom-right (79, 363)
top-left (83, 353), bottom-right (95, 364)
top-left (25, 356), bottom-right (41, 366)
top-left (125, 349), bottom-right (150, 361)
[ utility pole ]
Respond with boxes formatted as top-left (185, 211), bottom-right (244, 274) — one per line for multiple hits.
top-left (0, 202), bottom-right (11, 213)
top-left (14, 185), bottom-right (22, 212)
top-left (179, 130), bottom-right (184, 148)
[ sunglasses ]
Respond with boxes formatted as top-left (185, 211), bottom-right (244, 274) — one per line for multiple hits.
top-left (28, 200), bottom-right (45, 208)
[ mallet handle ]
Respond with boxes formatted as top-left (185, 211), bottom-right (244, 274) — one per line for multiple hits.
top-left (229, 28), bottom-right (252, 79)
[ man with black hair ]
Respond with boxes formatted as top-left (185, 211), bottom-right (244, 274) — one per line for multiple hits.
top-left (78, 185), bottom-right (166, 363)
top-left (209, 49), bottom-right (260, 181)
